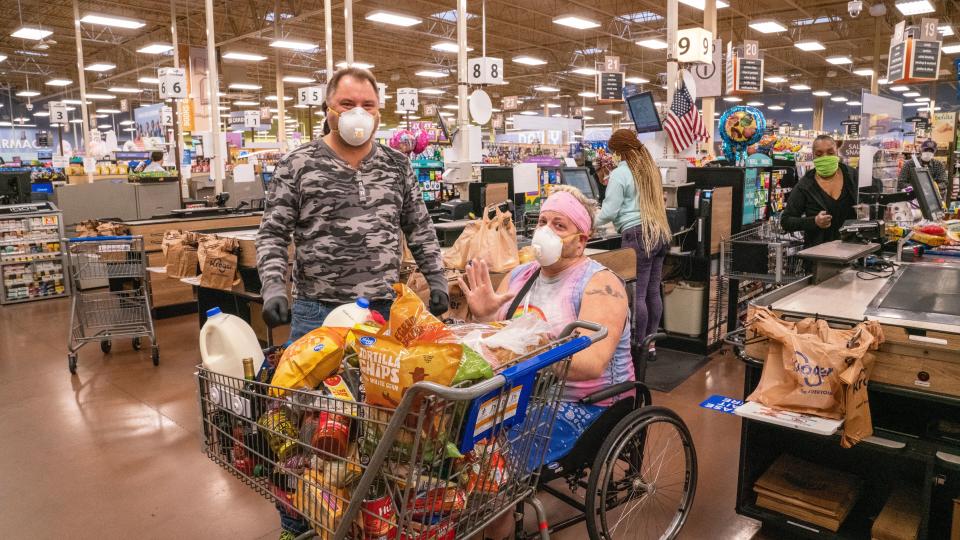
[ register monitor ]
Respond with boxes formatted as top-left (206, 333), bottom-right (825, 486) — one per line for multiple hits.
top-left (560, 167), bottom-right (599, 200)
top-left (909, 166), bottom-right (944, 220)
top-left (626, 91), bottom-right (663, 133)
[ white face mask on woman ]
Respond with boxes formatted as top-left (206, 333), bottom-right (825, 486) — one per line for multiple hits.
top-left (921, 151), bottom-right (934, 162)
top-left (531, 226), bottom-right (580, 267)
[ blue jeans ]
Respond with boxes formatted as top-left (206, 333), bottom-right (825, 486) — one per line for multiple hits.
top-left (289, 297), bottom-right (394, 342)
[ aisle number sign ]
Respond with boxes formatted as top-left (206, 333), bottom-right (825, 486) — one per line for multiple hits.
top-left (725, 41), bottom-right (764, 95)
top-left (298, 86), bottom-right (325, 106)
top-left (377, 83), bottom-right (387, 108)
top-left (161, 106), bottom-right (173, 126)
top-left (502, 96), bottom-right (519, 111)
top-left (158, 67), bottom-right (187, 99)
top-left (397, 88), bottom-right (419, 112)
top-left (243, 110), bottom-right (259, 128)
top-left (676, 28), bottom-right (713, 64)
top-left (468, 57), bottom-right (505, 85)
top-left (692, 38), bottom-right (722, 98)
top-left (887, 18), bottom-right (941, 83)
top-left (48, 102), bottom-right (67, 125)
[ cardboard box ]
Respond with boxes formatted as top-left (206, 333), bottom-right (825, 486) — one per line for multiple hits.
top-left (951, 498), bottom-right (959, 540)
top-left (754, 454), bottom-right (861, 532)
top-left (871, 488), bottom-right (921, 540)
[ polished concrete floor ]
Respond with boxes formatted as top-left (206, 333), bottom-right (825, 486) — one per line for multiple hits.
top-left (0, 298), bottom-right (769, 539)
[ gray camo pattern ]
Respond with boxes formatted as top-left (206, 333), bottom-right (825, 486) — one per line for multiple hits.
top-left (256, 139), bottom-right (446, 304)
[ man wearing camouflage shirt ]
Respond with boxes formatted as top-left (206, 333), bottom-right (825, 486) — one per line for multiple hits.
top-left (256, 67), bottom-right (448, 341)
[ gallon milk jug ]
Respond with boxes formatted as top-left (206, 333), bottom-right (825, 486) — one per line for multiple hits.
top-left (199, 307), bottom-right (264, 381)
top-left (322, 297), bottom-right (372, 327)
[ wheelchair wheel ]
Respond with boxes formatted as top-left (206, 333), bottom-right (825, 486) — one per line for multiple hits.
top-left (585, 406), bottom-right (697, 540)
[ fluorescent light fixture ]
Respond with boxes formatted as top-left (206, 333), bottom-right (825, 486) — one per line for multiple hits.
top-left (847, 101), bottom-right (862, 106)
top-left (812, 90), bottom-right (831, 96)
top-left (420, 88), bottom-right (445, 95)
top-left (138, 77), bottom-right (160, 84)
top-left (890, 85), bottom-right (910, 92)
top-left (723, 96), bottom-right (742, 102)
top-left (122, 127), bottom-right (137, 132)
top-left (636, 38), bottom-right (668, 49)
top-left (223, 51), bottom-right (268, 61)
top-left (582, 116), bottom-right (595, 120)
top-left (571, 67), bottom-right (600, 76)
top-left (831, 96), bottom-right (848, 102)
top-left (791, 107), bottom-right (813, 112)
top-left (749, 20), bottom-right (787, 33)
top-left (903, 102), bottom-right (927, 107)
top-left (98, 108), bottom-right (121, 113)
top-left (578, 91), bottom-right (598, 98)
top-left (365, 10), bottom-right (421, 26)
top-left (903, 91), bottom-right (920, 97)
top-left (119, 120), bottom-right (134, 125)
top-left (85, 63), bottom-right (116, 72)
top-left (283, 76), bottom-right (314, 84)
top-left (108, 87), bottom-right (141, 94)
top-left (768, 105), bottom-right (784, 110)
top-left (606, 110), bottom-right (623, 115)
top-left (233, 100), bottom-right (259, 106)
top-left (416, 70), bottom-right (448, 78)
top-left (336, 61), bottom-right (375, 69)
top-left (534, 85), bottom-right (560, 92)
top-left (519, 111), bottom-right (538, 116)
top-left (15, 90), bottom-right (41, 97)
top-left (747, 101), bottom-right (764, 106)
top-left (229, 83), bottom-right (262, 90)
top-left (552, 114), bottom-right (564, 118)
top-left (97, 124), bottom-right (112, 129)
top-left (33, 111), bottom-right (49, 117)
top-left (581, 106), bottom-right (593, 111)
top-left (894, 0), bottom-right (935, 16)
top-left (45, 78), bottom-right (72, 86)
top-left (293, 104), bottom-right (309, 109)
top-left (431, 41), bottom-right (473, 53)
top-left (265, 95), bottom-right (294, 101)
top-left (939, 25), bottom-right (954, 37)
top-left (942, 43), bottom-right (960, 54)
top-left (878, 78), bottom-right (889, 84)
top-left (794, 40), bottom-right (825, 51)
top-left (93, 114), bottom-right (108, 118)
top-left (10, 27), bottom-right (53, 40)
top-left (62, 99), bottom-right (90, 105)
top-left (553, 16), bottom-right (601, 29)
top-left (0, 55), bottom-right (6, 62)
top-left (625, 76), bottom-right (650, 84)
top-left (916, 97), bottom-right (930, 102)
top-left (513, 55), bottom-right (547, 66)
top-left (438, 112), bottom-right (455, 117)
top-left (442, 104), bottom-right (459, 110)
top-left (853, 68), bottom-right (874, 76)
top-left (764, 76), bottom-right (788, 83)
top-left (268, 108), bottom-right (279, 113)
top-left (789, 84), bottom-right (811, 90)
top-left (679, 0), bottom-right (730, 8)
top-left (69, 119), bottom-right (83, 123)
top-left (270, 39), bottom-right (318, 51)
top-left (137, 44), bottom-right (173, 54)
top-left (546, 103), bottom-right (561, 108)
top-left (80, 14), bottom-right (145, 29)
top-left (826, 56), bottom-right (852, 65)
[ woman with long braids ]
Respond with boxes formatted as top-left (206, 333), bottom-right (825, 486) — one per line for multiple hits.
top-left (596, 129), bottom-right (673, 349)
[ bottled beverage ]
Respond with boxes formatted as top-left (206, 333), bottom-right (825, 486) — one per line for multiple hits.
top-left (199, 307), bottom-right (264, 385)
top-left (322, 297), bottom-right (372, 327)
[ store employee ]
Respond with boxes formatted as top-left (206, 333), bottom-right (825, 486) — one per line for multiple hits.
top-left (781, 134), bottom-right (859, 249)
top-left (256, 67), bottom-right (448, 341)
top-left (898, 139), bottom-right (947, 199)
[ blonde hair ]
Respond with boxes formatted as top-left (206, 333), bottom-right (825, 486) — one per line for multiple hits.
top-left (607, 129), bottom-right (671, 254)
top-left (548, 184), bottom-right (595, 235)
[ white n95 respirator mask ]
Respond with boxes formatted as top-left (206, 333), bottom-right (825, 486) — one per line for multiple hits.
top-left (531, 226), bottom-right (567, 267)
top-left (921, 151), bottom-right (934, 162)
top-left (332, 107), bottom-right (377, 146)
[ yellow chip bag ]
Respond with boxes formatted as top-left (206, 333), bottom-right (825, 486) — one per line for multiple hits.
top-left (389, 283), bottom-right (450, 346)
top-left (353, 328), bottom-right (461, 409)
top-left (270, 327), bottom-right (347, 396)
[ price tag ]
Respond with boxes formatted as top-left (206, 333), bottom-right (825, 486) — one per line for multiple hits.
top-left (377, 83), bottom-right (387, 108)
top-left (161, 106), bottom-right (173, 126)
top-left (48, 102), bottom-right (67, 125)
top-left (397, 88), bottom-right (419, 112)
top-left (298, 86), bottom-right (325, 106)
top-left (158, 67), bottom-right (187, 99)
top-left (604, 55), bottom-right (620, 72)
top-left (52, 155), bottom-right (69, 168)
top-left (677, 28), bottom-right (713, 64)
top-left (243, 110), bottom-right (259, 128)
top-left (468, 57), bottom-right (505, 85)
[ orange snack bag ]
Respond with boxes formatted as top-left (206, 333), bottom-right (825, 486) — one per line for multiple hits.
top-left (389, 283), bottom-right (450, 345)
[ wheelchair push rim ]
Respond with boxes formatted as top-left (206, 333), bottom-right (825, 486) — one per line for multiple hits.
top-left (586, 407), bottom-right (697, 540)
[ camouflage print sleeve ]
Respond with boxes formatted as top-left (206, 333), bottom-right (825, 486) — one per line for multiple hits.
top-left (398, 159), bottom-right (447, 295)
top-left (256, 156), bottom-right (298, 302)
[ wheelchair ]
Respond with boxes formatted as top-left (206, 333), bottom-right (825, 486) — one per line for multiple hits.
top-left (516, 332), bottom-right (698, 540)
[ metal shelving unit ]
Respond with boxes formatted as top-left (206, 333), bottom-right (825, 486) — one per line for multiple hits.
top-left (0, 202), bottom-right (71, 305)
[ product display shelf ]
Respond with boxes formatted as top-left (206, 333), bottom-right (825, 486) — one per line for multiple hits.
top-left (0, 202), bottom-right (70, 305)
top-left (411, 158), bottom-right (446, 202)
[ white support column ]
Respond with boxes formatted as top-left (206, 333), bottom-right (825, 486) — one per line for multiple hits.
top-left (666, 0), bottom-right (679, 157)
top-left (72, 0), bottom-right (90, 166)
top-left (324, 0), bottom-right (334, 80)
top-left (702, 0), bottom-right (717, 150)
top-left (456, 0), bottom-right (469, 177)
top-left (204, 0), bottom-right (225, 193)
top-left (344, 0), bottom-right (354, 65)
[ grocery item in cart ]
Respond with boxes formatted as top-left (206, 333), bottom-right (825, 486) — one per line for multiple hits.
top-left (362, 479), bottom-right (398, 540)
top-left (322, 297), bottom-right (373, 327)
top-left (295, 467), bottom-right (348, 540)
top-left (258, 406), bottom-right (300, 461)
top-left (389, 283), bottom-right (451, 345)
top-left (199, 307), bottom-right (264, 382)
top-left (269, 327), bottom-right (348, 397)
top-left (444, 314), bottom-right (551, 371)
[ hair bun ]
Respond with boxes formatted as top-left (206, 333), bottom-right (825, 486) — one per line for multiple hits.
top-left (608, 128), bottom-right (642, 152)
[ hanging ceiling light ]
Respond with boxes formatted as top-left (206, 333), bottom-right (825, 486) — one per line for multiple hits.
top-left (79, 14), bottom-right (145, 29)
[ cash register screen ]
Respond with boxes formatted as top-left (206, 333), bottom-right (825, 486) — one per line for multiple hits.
top-left (560, 168), bottom-right (598, 200)
top-left (911, 167), bottom-right (943, 220)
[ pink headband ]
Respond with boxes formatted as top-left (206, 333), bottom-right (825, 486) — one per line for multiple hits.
top-left (541, 191), bottom-right (592, 234)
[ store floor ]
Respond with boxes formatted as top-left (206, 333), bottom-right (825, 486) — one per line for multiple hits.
top-left (0, 298), bottom-right (769, 539)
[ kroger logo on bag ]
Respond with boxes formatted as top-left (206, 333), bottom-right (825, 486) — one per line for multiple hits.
top-left (313, 343), bottom-right (325, 352)
top-left (358, 336), bottom-right (377, 347)
top-left (793, 351), bottom-right (834, 389)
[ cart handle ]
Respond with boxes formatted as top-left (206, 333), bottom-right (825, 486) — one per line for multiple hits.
top-left (68, 235), bottom-right (136, 242)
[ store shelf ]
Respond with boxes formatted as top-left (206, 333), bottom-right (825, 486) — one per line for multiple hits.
top-left (0, 252), bottom-right (62, 265)
top-left (3, 274), bottom-right (64, 286)
top-left (3, 291), bottom-right (68, 304)
top-left (0, 236), bottom-right (61, 246)
top-left (0, 203), bottom-right (70, 305)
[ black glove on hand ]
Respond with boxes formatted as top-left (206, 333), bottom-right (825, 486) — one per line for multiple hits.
top-left (262, 296), bottom-right (290, 327)
top-left (429, 290), bottom-right (450, 317)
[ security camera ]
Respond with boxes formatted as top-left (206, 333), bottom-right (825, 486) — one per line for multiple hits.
top-left (848, 0), bottom-right (863, 17)
top-left (25, 102), bottom-right (33, 111)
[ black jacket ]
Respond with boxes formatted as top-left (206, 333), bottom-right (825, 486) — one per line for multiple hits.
top-left (781, 163), bottom-right (859, 249)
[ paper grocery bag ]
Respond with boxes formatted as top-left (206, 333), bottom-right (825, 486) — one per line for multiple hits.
top-left (442, 219), bottom-right (481, 270)
top-left (199, 237), bottom-right (241, 290)
top-left (469, 208), bottom-right (519, 273)
top-left (166, 231), bottom-right (199, 278)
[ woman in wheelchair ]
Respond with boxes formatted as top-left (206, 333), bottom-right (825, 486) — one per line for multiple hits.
top-left (460, 186), bottom-right (697, 540)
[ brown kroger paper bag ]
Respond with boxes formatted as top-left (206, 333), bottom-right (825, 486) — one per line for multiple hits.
top-left (746, 306), bottom-right (883, 445)
top-left (199, 236), bottom-right (241, 290)
top-left (166, 231), bottom-right (199, 278)
top-left (467, 207), bottom-right (519, 273)
top-left (442, 219), bottom-right (481, 270)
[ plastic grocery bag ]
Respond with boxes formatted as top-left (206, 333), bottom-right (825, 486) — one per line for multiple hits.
top-left (442, 206), bottom-right (519, 273)
top-left (746, 306), bottom-right (883, 446)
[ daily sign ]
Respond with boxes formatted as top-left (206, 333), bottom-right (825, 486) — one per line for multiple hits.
top-left (158, 67), bottom-right (187, 99)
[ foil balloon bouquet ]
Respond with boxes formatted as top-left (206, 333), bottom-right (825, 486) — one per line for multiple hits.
top-left (718, 106), bottom-right (766, 165)
top-left (389, 129), bottom-right (431, 156)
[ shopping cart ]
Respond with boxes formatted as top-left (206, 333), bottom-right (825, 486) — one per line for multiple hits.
top-left (197, 321), bottom-right (607, 540)
top-left (66, 235), bottom-right (159, 374)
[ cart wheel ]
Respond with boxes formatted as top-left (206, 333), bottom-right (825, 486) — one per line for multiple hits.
top-left (100, 340), bottom-right (112, 354)
top-left (585, 406), bottom-right (697, 540)
top-left (68, 354), bottom-right (78, 374)
top-left (152, 346), bottom-right (160, 366)
top-left (132, 337), bottom-right (142, 350)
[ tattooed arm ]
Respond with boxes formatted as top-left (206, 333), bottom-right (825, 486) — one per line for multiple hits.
top-left (567, 270), bottom-right (629, 381)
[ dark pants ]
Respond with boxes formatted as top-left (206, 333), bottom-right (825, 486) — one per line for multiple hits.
top-left (622, 226), bottom-right (668, 344)
top-left (290, 297), bottom-right (394, 342)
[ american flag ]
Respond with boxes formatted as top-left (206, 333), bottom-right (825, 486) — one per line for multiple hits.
top-left (662, 81), bottom-right (709, 153)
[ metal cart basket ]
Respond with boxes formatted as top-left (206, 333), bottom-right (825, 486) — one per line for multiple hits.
top-left (66, 236), bottom-right (159, 373)
top-left (197, 321), bottom-right (606, 540)
top-left (720, 221), bottom-right (806, 284)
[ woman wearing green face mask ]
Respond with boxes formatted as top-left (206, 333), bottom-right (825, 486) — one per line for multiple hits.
top-left (781, 134), bottom-right (859, 249)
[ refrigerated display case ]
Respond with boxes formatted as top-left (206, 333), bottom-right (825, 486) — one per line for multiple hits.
top-left (0, 202), bottom-right (70, 304)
